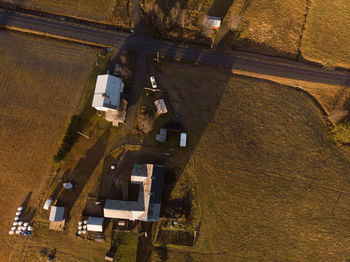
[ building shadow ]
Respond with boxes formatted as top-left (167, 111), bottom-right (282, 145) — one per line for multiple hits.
top-left (56, 128), bottom-right (111, 220)
top-left (207, 0), bottom-right (234, 18)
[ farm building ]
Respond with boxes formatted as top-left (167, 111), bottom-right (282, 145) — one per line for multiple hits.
top-left (156, 128), bottom-right (167, 142)
top-left (49, 206), bottom-right (66, 231)
top-left (154, 99), bottom-right (168, 115)
top-left (104, 164), bottom-right (164, 222)
top-left (92, 74), bottom-right (124, 112)
top-left (87, 216), bottom-right (104, 232)
top-left (204, 15), bottom-right (221, 29)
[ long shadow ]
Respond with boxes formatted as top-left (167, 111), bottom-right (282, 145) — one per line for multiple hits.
top-left (207, 0), bottom-right (234, 18)
top-left (56, 128), bottom-right (111, 220)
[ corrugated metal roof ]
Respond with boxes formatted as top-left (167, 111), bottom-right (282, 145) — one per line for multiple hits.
top-left (87, 216), bottom-right (103, 232)
top-left (49, 206), bottom-right (65, 222)
top-left (150, 165), bottom-right (164, 204)
top-left (92, 74), bottom-right (124, 110)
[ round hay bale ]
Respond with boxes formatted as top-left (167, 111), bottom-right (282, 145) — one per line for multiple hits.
top-left (17, 207), bottom-right (23, 211)
top-left (9, 231), bottom-right (14, 235)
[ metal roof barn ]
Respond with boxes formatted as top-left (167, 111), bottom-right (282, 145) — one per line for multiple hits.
top-left (49, 206), bottom-right (65, 222)
top-left (92, 74), bottom-right (124, 111)
top-left (87, 216), bottom-right (104, 232)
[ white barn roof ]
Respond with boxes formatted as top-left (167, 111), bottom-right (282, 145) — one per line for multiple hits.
top-left (92, 74), bottom-right (124, 111)
top-left (87, 216), bottom-right (103, 232)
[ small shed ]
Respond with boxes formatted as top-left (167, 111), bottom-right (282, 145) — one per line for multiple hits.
top-left (156, 128), bottom-right (167, 142)
top-left (205, 15), bottom-right (221, 29)
top-left (180, 132), bottom-right (187, 147)
top-left (49, 206), bottom-right (66, 231)
top-left (43, 199), bottom-right (53, 210)
top-left (49, 206), bottom-right (65, 222)
top-left (87, 216), bottom-right (104, 232)
top-left (105, 252), bottom-right (115, 262)
top-left (154, 99), bottom-right (168, 115)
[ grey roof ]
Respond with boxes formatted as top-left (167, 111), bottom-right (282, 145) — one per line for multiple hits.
top-left (49, 206), bottom-right (65, 222)
top-left (150, 165), bottom-right (164, 204)
top-left (87, 216), bottom-right (104, 225)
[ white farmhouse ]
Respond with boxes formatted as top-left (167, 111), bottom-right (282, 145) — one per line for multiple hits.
top-left (92, 74), bottom-right (124, 112)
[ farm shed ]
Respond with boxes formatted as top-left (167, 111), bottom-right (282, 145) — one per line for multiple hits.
top-left (156, 128), bottom-right (167, 142)
top-left (205, 15), bottom-right (221, 29)
top-left (154, 99), bottom-right (168, 115)
top-left (43, 199), bottom-right (53, 210)
top-left (87, 216), bottom-right (104, 232)
top-left (180, 132), bottom-right (187, 147)
top-left (92, 74), bottom-right (124, 111)
top-left (49, 206), bottom-right (66, 231)
top-left (49, 206), bottom-right (65, 221)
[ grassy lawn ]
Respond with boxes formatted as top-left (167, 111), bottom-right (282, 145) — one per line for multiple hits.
top-left (301, 0), bottom-right (350, 68)
top-left (153, 60), bottom-right (350, 261)
top-left (0, 0), bottom-right (133, 28)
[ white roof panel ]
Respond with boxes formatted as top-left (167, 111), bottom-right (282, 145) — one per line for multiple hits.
top-left (92, 74), bottom-right (124, 110)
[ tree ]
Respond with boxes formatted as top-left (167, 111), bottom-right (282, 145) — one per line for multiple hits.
top-left (137, 113), bottom-right (154, 134)
top-left (227, 13), bottom-right (241, 31)
top-left (178, 9), bottom-right (187, 28)
top-left (119, 65), bottom-right (131, 79)
top-left (120, 54), bottom-right (127, 65)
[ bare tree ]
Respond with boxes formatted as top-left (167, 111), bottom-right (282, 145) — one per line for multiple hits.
top-left (178, 9), bottom-right (187, 28)
top-left (120, 54), bottom-right (127, 65)
top-left (119, 65), bottom-right (131, 79)
top-left (169, 6), bottom-right (178, 25)
top-left (158, 10), bottom-right (165, 31)
top-left (137, 113), bottom-right (154, 134)
top-left (227, 13), bottom-right (241, 31)
top-left (201, 15), bottom-right (211, 37)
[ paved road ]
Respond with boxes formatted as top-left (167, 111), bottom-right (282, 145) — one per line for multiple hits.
top-left (0, 10), bottom-right (349, 86)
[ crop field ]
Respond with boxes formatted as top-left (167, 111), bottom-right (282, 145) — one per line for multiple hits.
top-left (0, 30), bottom-right (97, 261)
top-left (155, 61), bottom-right (350, 261)
top-left (0, 0), bottom-right (133, 28)
top-left (301, 0), bottom-right (350, 68)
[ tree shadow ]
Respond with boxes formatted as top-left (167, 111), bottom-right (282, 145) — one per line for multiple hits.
top-left (56, 128), bottom-right (111, 220)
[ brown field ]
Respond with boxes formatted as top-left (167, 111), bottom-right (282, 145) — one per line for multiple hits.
top-left (152, 60), bottom-right (350, 261)
top-left (0, 30), bottom-right (98, 261)
top-left (301, 0), bottom-right (350, 68)
top-left (0, 0), bottom-right (133, 28)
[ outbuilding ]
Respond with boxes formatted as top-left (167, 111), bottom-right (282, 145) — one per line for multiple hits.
top-left (205, 15), bottom-right (221, 29)
top-left (154, 99), bottom-right (168, 115)
top-left (43, 198), bottom-right (53, 210)
top-left (49, 206), bottom-right (66, 231)
top-left (87, 216), bottom-right (104, 232)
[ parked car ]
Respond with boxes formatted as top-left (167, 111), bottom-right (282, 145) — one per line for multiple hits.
top-left (150, 76), bottom-right (157, 89)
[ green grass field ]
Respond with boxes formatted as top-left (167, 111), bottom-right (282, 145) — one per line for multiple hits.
top-left (156, 61), bottom-right (350, 261)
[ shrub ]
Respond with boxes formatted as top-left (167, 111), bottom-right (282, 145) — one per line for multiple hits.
top-left (52, 115), bottom-right (80, 163)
